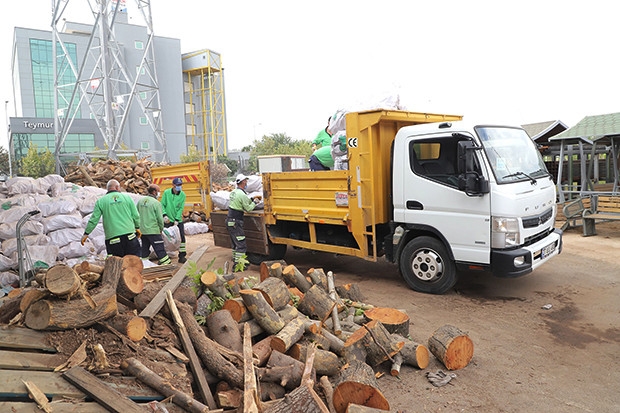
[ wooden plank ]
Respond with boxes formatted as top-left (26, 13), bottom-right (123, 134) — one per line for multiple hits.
top-left (139, 245), bottom-right (208, 319)
top-left (62, 366), bottom-right (146, 413)
top-left (0, 370), bottom-right (162, 401)
top-left (0, 327), bottom-right (56, 352)
top-left (0, 402), bottom-right (111, 413)
top-left (0, 350), bottom-right (66, 371)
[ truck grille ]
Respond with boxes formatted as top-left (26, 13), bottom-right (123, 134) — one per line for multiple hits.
top-left (524, 227), bottom-right (553, 246)
top-left (522, 208), bottom-right (553, 229)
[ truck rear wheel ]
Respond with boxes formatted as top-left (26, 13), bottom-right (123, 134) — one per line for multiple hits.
top-left (247, 242), bottom-right (287, 265)
top-left (399, 236), bottom-right (457, 294)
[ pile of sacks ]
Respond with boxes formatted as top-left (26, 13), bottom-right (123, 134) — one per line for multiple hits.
top-left (210, 174), bottom-right (263, 211)
top-left (0, 175), bottom-right (207, 278)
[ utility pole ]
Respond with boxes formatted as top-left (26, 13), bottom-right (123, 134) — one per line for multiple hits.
top-left (4, 100), bottom-right (12, 177)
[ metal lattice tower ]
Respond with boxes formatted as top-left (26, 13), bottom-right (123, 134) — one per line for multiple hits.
top-left (183, 49), bottom-right (228, 161)
top-left (51, 0), bottom-right (168, 171)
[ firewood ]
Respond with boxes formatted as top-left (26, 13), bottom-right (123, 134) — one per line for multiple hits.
top-left (243, 323), bottom-right (261, 413)
top-left (252, 335), bottom-right (274, 366)
top-left (22, 380), bottom-right (52, 413)
top-left (270, 316), bottom-right (306, 354)
top-left (263, 382), bottom-right (330, 413)
top-left (44, 264), bottom-right (81, 298)
top-left (288, 343), bottom-right (341, 376)
top-left (332, 361), bottom-right (390, 413)
top-left (308, 321), bottom-right (345, 356)
top-left (260, 382), bottom-right (286, 401)
top-left (19, 288), bottom-right (49, 313)
top-left (363, 307), bottom-right (410, 337)
top-left (176, 301), bottom-right (244, 388)
top-left (240, 289), bottom-right (285, 335)
top-left (390, 353), bottom-right (403, 377)
top-left (346, 405), bottom-right (392, 413)
top-left (108, 313), bottom-right (147, 342)
top-left (390, 333), bottom-right (429, 370)
top-left (319, 375), bottom-right (337, 413)
top-left (79, 271), bottom-right (101, 284)
top-left (121, 357), bottom-right (209, 413)
top-left (117, 256), bottom-right (144, 299)
top-left (343, 320), bottom-right (403, 367)
top-left (258, 350), bottom-right (305, 390)
top-left (259, 260), bottom-right (287, 282)
top-left (428, 324), bottom-right (474, 370)
top-left (23, 256), bottom-right (123, 330)
top-left (74, 261), bottom-right (105, 275)
top-left (217, 388), bottom-right (243, 408)
top-left (201, 271), bottom-right (229, 298)
top-left (307, 268), bottom-right (328, 290)
top-left (222, 297), bottom-right (251, 322)
top-left (254, 276), bottom-right (290, 311)
top-left (335, 283), bottom-right (365, 302)
top-left (282, 264), bottom-right (312, 293)
top-left (299, 331), bottom-right (331, 351)
top-left (326, 271), bottom-right (342, 335)
top-left (206, 309), bottom-right (243, 353)
top-left (298, 284), bottom-right (336, 322)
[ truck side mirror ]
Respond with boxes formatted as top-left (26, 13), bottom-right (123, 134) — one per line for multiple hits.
top-left (457, 141), bottom-right (490, 196)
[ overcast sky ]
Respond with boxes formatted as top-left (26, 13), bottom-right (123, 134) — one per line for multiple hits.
top-left (1, 1), bottom-right (618, 152)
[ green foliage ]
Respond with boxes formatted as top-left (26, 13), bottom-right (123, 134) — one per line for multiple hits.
top-left (289, 292), bottom-right (300, 308)
top-left (180, 145), bottom-right (204, 163)
top-left (234, 254), bottom-right (250, 273)
top-left (206, 292), bottom-right (226, 313)
top-left (216, 154), bottom-right (239, 176)
top-left (0, 146), bottom-right (15, 176)
top-left (246, 133), bottom-right (312, 173)
top-left (19, 144), bottom-right (56, 178)
top-left (354, 307), bottom-right (365, 317)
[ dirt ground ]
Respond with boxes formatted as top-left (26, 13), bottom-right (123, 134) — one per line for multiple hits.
top-left (186, 221), bottom-right (620, 413)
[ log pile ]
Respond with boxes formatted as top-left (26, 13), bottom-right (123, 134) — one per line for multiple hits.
top-left (0, 252), bottom-right (475, 412)
top-left (64, 159), bottom-right (159, 192)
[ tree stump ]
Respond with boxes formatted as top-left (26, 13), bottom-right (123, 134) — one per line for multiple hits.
top-left (44, 265), bottom-right (81, 298)
top-left (343, 320), bottom-right (403, 367)
top-left (332, 361), bottom-right (390, 413)
top-left (260, 260), bottom-right (287, 282)
top-left (240, 289), bottom-right (285, 335)
top-left (282, 264), bottom-right (312, 293)
top-left (297, 284), bottom-right (336, 321)
top-left (363, 307), bottom-right (410, 337)
top-left (206, 309), bottom-right (243, 353)
top-left (428, 324), bottom-right (474, 370)
top-left (254, 276), bottom-right (290, 310)
top-left (222, 297), bottom-right (251, 322)
top-left (108, 313), bottom-right (147, 342)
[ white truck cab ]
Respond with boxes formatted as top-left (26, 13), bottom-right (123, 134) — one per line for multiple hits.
top-left (390, 120), bottom-right (562, 293)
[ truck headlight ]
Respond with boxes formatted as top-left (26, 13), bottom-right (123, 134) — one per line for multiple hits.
top-left (491, 217), bottom-right (520, 248)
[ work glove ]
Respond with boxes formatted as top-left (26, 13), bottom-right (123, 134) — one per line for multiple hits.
top-left (136, 229), bottom-right (142, 238)
top-left (81, 234), bottom-right (88, 246)
top-left (163, 216), bottom-right (170, 224)
top-left (254, 201), bottom-right (264, 210)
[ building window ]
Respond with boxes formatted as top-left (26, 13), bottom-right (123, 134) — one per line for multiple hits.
top-left (135, 40), bottom-right (144, 50)
top-left (140, 92), bottom-right (147, 100)
top-left (136, 66), bottom-right (145, 76)
top-left (141, 141), bottom-right (150, 150)
top-left (139, 117), bottom-right (148, 125)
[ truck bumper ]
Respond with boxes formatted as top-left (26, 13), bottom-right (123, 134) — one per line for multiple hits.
top-left (491, 228), bottom-right (563, 278)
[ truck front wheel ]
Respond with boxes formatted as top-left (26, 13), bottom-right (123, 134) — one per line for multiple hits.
top-left (399, 236), bottom-right (457, 294)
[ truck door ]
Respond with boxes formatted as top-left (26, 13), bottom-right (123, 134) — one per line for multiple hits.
top-left (396, 133), bottom-right (492, 265)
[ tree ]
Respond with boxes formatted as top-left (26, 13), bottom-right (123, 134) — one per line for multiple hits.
top-left (180, 145), bottom-right (203, 163)
top-left (246, 133), bottom-right (312, 173)
top-left (0, 146), bottom-right (15, 177)
top-left (216, 154), bottom-right (239, 176)
top-left (20, 144), bottom-right (56, 178)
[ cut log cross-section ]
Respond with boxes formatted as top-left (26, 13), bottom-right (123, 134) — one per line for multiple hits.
top-left (259, 259), bottom-right (287, 282)
top-left (297, 284), bottom-right (336, 322)
top-left (282, 264), bottom-right (312, 293)
top-left (44, 264), bottom-right (81, 298)
top-left (363, 307), bottom-right (410, 337)
top-left (428, 324), bottom-right (474, 370)
top-left (24, 256), bottom-right (123, 331)
top-left (222, 297), bottom-right (251, 322)
top-left (108, 313), bottom-right (147, 342)
top-left (391, 333), bottom-right (429, 370)
top-left (254, 276), bottom-right (290, 311)
top-left (239, 289), bottom-right (285, 335)
top-left (332, 360), bottom-right (390, 413)
top-left (306, 268), bottom-right (327, 290)
top-left (117, 255), bottom-right (144, 299)
top-left (200, 271), bottom-right (229, 298)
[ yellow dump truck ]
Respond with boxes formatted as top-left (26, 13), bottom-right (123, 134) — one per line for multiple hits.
top-left (151, 161), bottom-right (212, 214)
top-left (212, 109), bottom-right (562, 294)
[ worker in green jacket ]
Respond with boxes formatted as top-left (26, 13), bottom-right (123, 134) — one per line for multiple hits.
top-left (81, 179), bottom-right (141, 257)
top-left (309, 145), bottom-right (334, 171)
top-left (226, 174), bottom-right (263, 271)
top-left (137, 184), bottom-right (171, 265)
top-left (161, 177), bottom-right (187, 263)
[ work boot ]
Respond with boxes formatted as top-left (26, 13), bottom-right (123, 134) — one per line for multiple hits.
top-left (178, 252), bottom-right (187, 264)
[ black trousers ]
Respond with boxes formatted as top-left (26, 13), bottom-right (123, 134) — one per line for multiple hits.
top-left (140, 233), bottom-right (171, 265)
top-left (225, 217), bottom-right (247, 269)
top-left (105, 232), bottom-right (141, 257)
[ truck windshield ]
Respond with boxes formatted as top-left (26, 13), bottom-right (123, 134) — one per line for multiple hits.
top-left (475, 126), bottom-right (549, 184)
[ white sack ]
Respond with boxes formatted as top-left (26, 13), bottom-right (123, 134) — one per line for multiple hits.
top-left (38, 197), bottom-right (79, 217)
top-left (28, 245), bottom-right (59, 268)
top-left (210, 191), bottom-right (230, 210)
top-left (0, 206), bottom-right (42, 225)
top-left (0, 252), bottom-right (18, 271)
top-left (0, 220), bottom-right (45, 240)
top-left (58, 240), bottom-right (96, 261)
top-left (1, 234), bottom-right (50, 256)
top-left (42, 212), bottom-right (83, 232)
top-left (6, 177), bottom-right (36, 196)
top-left (162, 225), bottom-right (181, 257)
top-left (48, 227), bottom-right (85, 247)
top-left (0, 271), bottom-right (19, 288)
top-left (50, 182), bottom-right (82, 198)
top-left (184, 222), bottom-right (210, 235)
top-left (245, 175), bottom-right (263, 194)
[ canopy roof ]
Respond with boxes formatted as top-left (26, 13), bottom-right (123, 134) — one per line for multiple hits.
top-left (550, 112), bottom-right (620, 144)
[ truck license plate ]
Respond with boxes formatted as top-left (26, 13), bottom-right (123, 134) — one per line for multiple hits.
top-left (541, 242), bottom-right (555, 258)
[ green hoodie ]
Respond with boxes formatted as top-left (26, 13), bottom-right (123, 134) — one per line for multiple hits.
top-left (161, 187), bottom-right (186, 222)
top-left (138, 194), bottom-right (164, 235)
top-left (85, 191), bottom-right (140, 239)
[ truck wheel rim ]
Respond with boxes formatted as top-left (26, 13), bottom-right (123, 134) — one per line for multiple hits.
top-left (411, 249), bottom-right (443, 282)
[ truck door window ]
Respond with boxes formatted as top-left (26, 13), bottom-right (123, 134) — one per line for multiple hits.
top-left (409, 139), bottom-right (462, 187)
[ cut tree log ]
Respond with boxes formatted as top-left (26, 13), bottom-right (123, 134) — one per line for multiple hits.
top-left (206, 309), bottom-right (243, 353)
top-left (282, 264), bottom-right (313, 293)
top-left (319, 375), bottom-right (337, 413)
top-left (390, 353), bottom-right (403, 377)
top-left (428, 324), bottom-right (474, 370)
top-left (270, 316), bottom-right (306, 354)
top-left (252, 335), bottom-right (274, 367)
top-left (74, 261), bottom-right (105, 275)
top-left (297, 284), bottom-right (336, 322)
top-left (200, 271), bottom-right (229, 298)
top-left (121, 357), bottom-right (209, 413)
top-left (44, 264), bottom-right (81, 298)
top-left (390, 333), bottom-right (429, 370)
top-left (107, 313), bottom-right (147, 342)
top-left (335, 283), bottom-right (365, 303)
top-left (260, 381), bottom-right (286, 401)
top-left (258, 350), bottom-right (305, 390)
top-left (117, 256), bottom-right (144, 299)
top-left (363, 307), bottom-right (410, 337)
top-left (19, 288), bottom-right (49, 314)
top-left (176, 301), bottom-right (244, 388)
top-left (259, 260), bottom-right (287, 282)
top-left (243, 323), bottom-right (261, 413)
top-left (239, 289), bottom-right (285, 335)
top-left (326, 271), bottom-right (342, 335)
top-left (253, 276), bottom-right (290, 311)
top-left (263, 381), bottom-right (330, 413)
top-left (23, 256), bottom-right (123, 330)
top-left (288, 343), bottom-right (341, 376)
top-left (343, 320), bottom-right (404, 367)
top-left (332, 360), bottom-right (390, 413)
top-left (222, 297), bottom-right (251, 322)
top-left (306, 268), bottom-right (327, 290)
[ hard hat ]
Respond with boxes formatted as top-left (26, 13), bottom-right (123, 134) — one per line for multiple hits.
top-left (172, 177), bottom-right (183, 185)
top-left (235, 174), bottom-right (249, 184)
